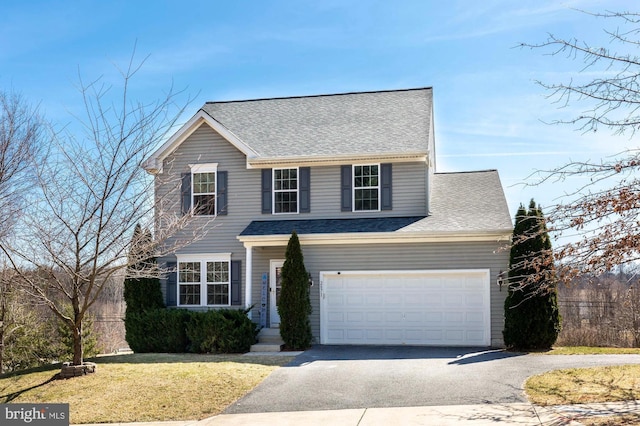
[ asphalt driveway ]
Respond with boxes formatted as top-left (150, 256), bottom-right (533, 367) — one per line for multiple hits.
top-left (225, 345), bottom-right (640, 414)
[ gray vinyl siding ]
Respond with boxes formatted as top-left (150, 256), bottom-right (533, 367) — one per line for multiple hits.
top-left (251, 241), bottom-right (508, 348)
top-left (156, 125), bottom-right (427, 230)
top-left (308, 163), bottom-right (426, 218)
top-left (155, 124), bottom-right (507, 347)
top-left (156, 125), bottom-right (261, 306)
top-left (155, 124), bottom-right (427, 304)
top-left (160, 126), bottom-right (261, 251)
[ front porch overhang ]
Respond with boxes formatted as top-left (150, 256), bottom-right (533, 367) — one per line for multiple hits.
top-left (239, 217), bottom-right (512, 314)
top-left (237, 217), bottom-right (511, 248)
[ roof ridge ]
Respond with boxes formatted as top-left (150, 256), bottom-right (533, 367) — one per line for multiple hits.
top-left (205, 87), bottom-right (433, 105)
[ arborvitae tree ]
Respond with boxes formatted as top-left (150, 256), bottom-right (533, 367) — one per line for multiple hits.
top-left (124, 224), bottom-right (164, 315)
top-left (278, 231), bottom-right (312, 350)
top-left (503, 199), bottom-right (561, 350)
top-left (124, 224), bottom-right (164, 351)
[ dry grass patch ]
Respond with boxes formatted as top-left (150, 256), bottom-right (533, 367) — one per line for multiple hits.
top-left (580, 413), bottom-right (640, 425)
top-left (544, 347), bottom-right (640, 355)
top-left (525, 365), bottom-right (640, 406)
top-left (0, 353), bottom-right (294, 424)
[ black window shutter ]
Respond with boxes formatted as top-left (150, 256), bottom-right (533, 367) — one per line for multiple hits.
top-left (217, 171), bottom-right (228, 215)
top-left (231, 260), bottom-right (242, 306)
top-left (299, 167), bottom-right (310, 213)
top-left (181, 173), bottom-right (191, 215)
top-left (381, 163), bottom-right (392, 211)
top-left (261, 169), bottom-right (272, 214)
top-left (340, 165), bottom-right (352, 211)
top-left (166, 261), bottom-right (177, 307)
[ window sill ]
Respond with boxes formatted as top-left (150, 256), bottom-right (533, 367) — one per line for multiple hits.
top-left (177, 304), bottom-right (232, 308)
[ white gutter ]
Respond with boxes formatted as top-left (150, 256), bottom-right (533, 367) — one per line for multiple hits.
top-left (238, 229), bottom-right (512, 248)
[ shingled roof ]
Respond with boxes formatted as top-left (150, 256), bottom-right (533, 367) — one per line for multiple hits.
top-left (238, 170), bottom-right (512, 242)
top-left (400, 170), bottom-right (513, 233)
top-left (240, 216), bottom-right (426, 237)
top-left (144, 88), bottom-right (434, 172)
top-left (201, 88), bottom-right (432, 158)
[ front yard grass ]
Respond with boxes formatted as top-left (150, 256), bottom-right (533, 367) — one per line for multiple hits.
top-left (545, 347), bottom-right (640, 355)
top-left (580, 414), bottom-right (640, 426)
top-left (525, 364), bottom-right (640, 406)
top-left (0, 353), bottom-right (294, 424)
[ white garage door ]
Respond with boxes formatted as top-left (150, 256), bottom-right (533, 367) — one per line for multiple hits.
top-left (320, 270), bottom-right (490, 346)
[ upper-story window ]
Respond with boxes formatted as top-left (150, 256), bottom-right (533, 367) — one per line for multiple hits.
top-left (353, 164), bottom-right (379, 211)
top-left (191, 163), bottom-right (217, 216)
top-left (273, 168), bottom-right (298, 214)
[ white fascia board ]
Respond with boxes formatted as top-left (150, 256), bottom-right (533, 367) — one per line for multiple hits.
top-left (238, 230), bottom-right (513, 248)
top-left (176, 253), bottom-right (232, 262)
top-left (246, 152), bottom-right (427, 169)
top-left (143, 110), bottom-right (258, 174)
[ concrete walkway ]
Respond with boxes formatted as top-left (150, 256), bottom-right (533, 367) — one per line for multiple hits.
top-left (75, 400), bottom-right (640, 426)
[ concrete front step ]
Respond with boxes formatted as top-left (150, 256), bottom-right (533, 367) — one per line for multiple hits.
top-left (258, 327), bottom-right (281, 337)
top-left (250, 343), bottom-right (283, 352)
top-left (250, 328), bottom-right (285, 352)
top-left (259, 334), bottom-right (285, 344)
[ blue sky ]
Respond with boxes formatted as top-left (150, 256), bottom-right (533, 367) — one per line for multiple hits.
top-left (1, 0), bottom-right (636, 217)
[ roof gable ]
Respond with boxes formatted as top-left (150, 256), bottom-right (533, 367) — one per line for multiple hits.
top-left (145, 88), bottom-right (433, 172)
top-left (142, 110), bottom-right (258, 173)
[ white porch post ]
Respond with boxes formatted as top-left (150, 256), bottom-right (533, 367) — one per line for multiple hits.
top-left (245, 245), bottom-right (253, 317)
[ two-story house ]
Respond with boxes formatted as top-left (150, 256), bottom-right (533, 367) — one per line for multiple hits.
top-left (144, 87), bottom-right (513, 348)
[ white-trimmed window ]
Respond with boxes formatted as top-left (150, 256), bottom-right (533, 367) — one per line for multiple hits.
top-left (191, 163), bottom-right (217, 216)
top-left (353, 164), bottom-right (379, 211)
top-left (273, 167), bottom-right (298, 214)
top-left (177, 253), bottom-right (231, 306)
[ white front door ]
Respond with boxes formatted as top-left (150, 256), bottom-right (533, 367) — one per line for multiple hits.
top-left (269, 260), bottom-right (284, 326)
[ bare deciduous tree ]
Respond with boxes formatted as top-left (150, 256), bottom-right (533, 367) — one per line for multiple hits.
top-left (0, 91), bottom-right (44, 371)
top-left (522, 11), bottom-right (640, 277)
top-left (0, 54), bottom-right (206, 368)
top-left (0, 90), bottom-right (43, 235)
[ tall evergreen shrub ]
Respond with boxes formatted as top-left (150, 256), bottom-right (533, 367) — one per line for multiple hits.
top-left (124, 224), bottom-right (164, 314)
top-left (124, 224), bottom-right (165, 352)
top-left (125, 309), bottom-right (191, 353)
top-left (503, 199), bottom-right (561, 350)
top-left (278, 231), bottom-right (312, 350)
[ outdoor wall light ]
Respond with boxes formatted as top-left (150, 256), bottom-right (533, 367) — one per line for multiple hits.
top-left (497, 271), bottom-right (506, 291)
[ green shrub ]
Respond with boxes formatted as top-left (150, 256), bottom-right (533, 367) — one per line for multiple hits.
top-left (2, 309), bottom-right (59, 373)
top-left (123, 224), bottom-right (164, 316)
top-left (503, 200), bottom-right (561, 350)
top-left (126, 309), bottom-right (191, 353)
top-left (127, 308), bottom-right (257, 354)
top-left (186, 308), bottom-right (258, 354)
top-left (124, 273), bottom-right (164, 315)
top-left (278, 231), bottom-right (312, 350)
top-left (56, 305), bottom-right (100, 361)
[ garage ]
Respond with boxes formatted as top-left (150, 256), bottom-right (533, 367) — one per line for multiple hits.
top-left (319, 269), bottom-right (491, 346)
